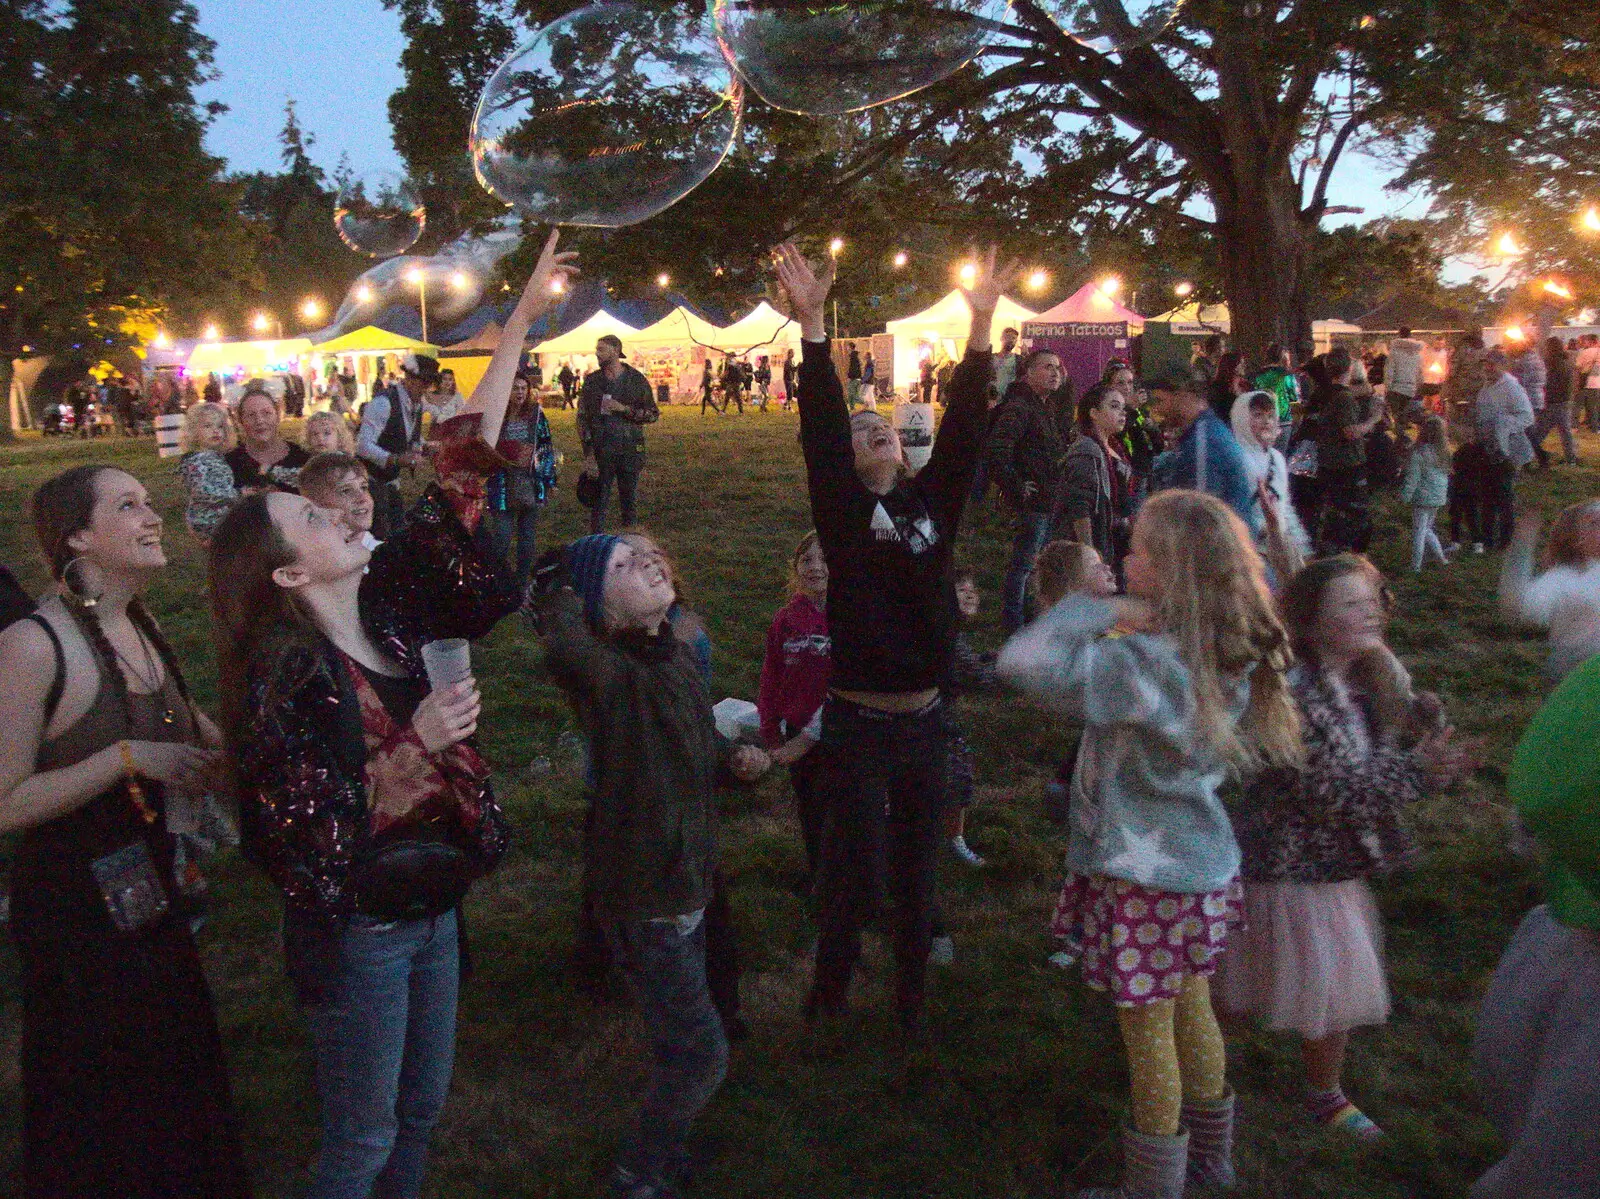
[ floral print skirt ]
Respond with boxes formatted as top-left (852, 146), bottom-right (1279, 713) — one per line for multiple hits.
top-left (1051, 872), bottom-right (1245, 1007)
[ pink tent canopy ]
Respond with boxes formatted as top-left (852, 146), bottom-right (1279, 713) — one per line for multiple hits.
top-left (1023, 283), bottom-right (1144, 394)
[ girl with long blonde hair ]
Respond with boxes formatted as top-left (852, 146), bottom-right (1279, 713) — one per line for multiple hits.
top-left (998, 489), bottom-right (1300, 1198)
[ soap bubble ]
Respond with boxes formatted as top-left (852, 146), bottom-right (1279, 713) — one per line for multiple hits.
top-left (1044, 0), bottom-right (1181, 53)
top-left (333, 171), bottom-right (426, 258)
top-left (471, 3), bottom-right (743, 228)
top-left (713, 0), bottom-right (1013, 116)
top-left (332, 256), bottom-right (484, 333)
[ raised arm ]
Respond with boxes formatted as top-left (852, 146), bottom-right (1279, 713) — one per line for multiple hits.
top-left (466, 230), bottom-right (579, 448)
top-left (997, 594), bottom-right (1166, 725)
top-left (919, 247), bottom-right (1019, 507)
top-left (1499, 508), bottom-right (1545, 625)
top-left (773, 243), bottom-right (857, 537)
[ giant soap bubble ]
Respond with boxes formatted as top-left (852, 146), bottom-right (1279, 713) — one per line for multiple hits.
top-left (1045, 0), bottom-right (1181, 53)
top-left (713, 0), bottom-right (1012, 116)
top-left (470, 3), bottom-right (743, 228)
top-left (333, 171), bottom-right (426, 258)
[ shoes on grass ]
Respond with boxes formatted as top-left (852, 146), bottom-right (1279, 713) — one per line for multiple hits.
top-left (1472, 542), bottom-right (1486, 555)
top-left (950, 836), bottom-right (986, 867)
top-left (929, 935), bottom-right (955, 966)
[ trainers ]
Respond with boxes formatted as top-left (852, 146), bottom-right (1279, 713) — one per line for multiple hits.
top-left (1472, 542), bottom-right (1485, 555)
top-left (950, 836), bottom-right (986, 868)
top-left (1048, 949), bottom-right (1077, 969)
top-left (928, 935), bottom-right (955, 966)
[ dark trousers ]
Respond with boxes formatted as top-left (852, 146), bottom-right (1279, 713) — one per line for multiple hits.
top-left (591, 446), bottom-right (642, 533)
top-left (1448, 485), bottom-right (1484, 546)
top-left (484, 504), bottom-right (538, 594)
top-left (1483, 462), bottom-right (1517, 549)
top-left (809, 697), bottom-right (947, 1031)
top-left (781, 721), bottom-right (828, 885)
top-left (1314, 473), bottom-right (1371, 554)
top-left (1002, 511), bottom-right (1055, 633)
top-left (603, 917), bottom-right (729, 1186)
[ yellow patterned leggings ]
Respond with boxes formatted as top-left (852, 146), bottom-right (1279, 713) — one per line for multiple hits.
top-left (1115, 975), bottom-right (1228, 1136)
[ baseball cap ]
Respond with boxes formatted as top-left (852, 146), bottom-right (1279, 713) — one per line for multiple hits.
top-left (597, 334), bottom-right (626, 359)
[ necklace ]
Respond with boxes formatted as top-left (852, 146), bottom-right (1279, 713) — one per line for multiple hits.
top-left (113, 626), bottom-right (176, 725)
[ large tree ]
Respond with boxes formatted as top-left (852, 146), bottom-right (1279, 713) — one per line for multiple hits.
top-left (0, 0), bottom-right (255, 433)
top-left (384, 1), bottom-right (1589, 356)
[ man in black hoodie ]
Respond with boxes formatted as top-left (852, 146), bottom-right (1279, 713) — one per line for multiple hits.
top-left (985, 348), bottom-right (1069, 631)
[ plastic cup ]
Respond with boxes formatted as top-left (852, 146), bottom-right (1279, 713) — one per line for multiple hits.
top-left (420, 639), bottom-right (472, 690)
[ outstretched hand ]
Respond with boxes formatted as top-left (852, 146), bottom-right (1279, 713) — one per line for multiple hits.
top-left (1511, 503), bottom-right (1542, 545)
top-left (511, 229), bottom-right (581, 328)
top-left (771, 242), bottom-right (834, 342)
top-left (957, 245), bottom-right (1024, 351)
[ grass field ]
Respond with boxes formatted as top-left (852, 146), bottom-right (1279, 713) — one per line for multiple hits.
top-left (0, 407), bottom-right (1592, 1198)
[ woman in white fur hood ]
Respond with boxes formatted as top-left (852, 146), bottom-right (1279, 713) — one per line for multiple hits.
top-left (1232, 389), bottom-right (1312, 556)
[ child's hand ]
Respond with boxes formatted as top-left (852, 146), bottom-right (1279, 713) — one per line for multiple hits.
top-left (729, 744), bottom-right (771, 782)
top-left (1413, 724), bottom-right (1475, 788)
top-left (770, 243), bottom-right (833, 342)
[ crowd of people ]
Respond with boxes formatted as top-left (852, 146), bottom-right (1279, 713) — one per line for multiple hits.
top-left (0, 232), bottom-right (1597, 1199)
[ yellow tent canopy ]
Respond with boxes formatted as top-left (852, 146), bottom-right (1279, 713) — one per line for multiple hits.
top-left (1147, 302), bottom-right (1231, 335)
top-left (186, 338), bottom-right (314, 376)
top-left (315, 326), bottom-right (441, 356)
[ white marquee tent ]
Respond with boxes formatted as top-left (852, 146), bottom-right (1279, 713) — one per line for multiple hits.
top-left (530, 309), bottom-right (644, 358)
top-left (631, 306), bottom-right (727, 349)
top-left (884, 290), bottom-right (1038, 395)
top-left (711, 302), bottom-right (802, 354)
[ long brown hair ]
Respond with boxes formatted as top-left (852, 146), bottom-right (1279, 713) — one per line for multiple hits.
top-left (30, 465), bottom-right (193, 713)
top-left (1278, 554), bottom-right (1393, 665)
top-left (1135, 491), bottom-right (1302, 770)
top-left (207, 493), bottom-right (320, 750)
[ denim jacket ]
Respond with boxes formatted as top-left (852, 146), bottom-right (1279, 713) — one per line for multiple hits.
top-left (997, 595), bottom-right (1246, 893)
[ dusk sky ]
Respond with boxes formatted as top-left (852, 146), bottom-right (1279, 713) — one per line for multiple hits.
top-left (191, 1), bottom-right (1439, 250)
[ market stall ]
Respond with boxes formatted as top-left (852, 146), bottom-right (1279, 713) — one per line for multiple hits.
top-left (1141, 302), bottom-right (1230, 379)
top-left (529, 309), bottom-right (645, 384)
top-left (1021, 283), bottom-right (1144, 395)
top-left (884, 291), bottom-right (1037, 399)
top-left (312, 326), bottom-right (441, 407)
top-left (437, 321), bottom-right (502, 400)
top-left (630, 307), bottom-right (728, 401)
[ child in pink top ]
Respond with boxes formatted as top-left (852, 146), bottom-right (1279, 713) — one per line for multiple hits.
top-left (756, 532), bottom-right (831, 886)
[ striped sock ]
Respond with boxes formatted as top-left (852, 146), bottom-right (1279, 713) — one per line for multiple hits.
top-left (1305, 1088), bottom-right (1384, 1140)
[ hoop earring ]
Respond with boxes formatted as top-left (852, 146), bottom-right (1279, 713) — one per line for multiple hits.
top-left (62, 556), bottom-right (100, 608)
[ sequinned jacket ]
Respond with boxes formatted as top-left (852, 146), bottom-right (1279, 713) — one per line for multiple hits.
top-left (235, 422), bottom-right (522, 922)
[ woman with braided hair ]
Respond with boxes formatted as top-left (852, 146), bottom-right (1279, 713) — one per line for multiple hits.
top-left (0, 464), bottom-right (248, 1197)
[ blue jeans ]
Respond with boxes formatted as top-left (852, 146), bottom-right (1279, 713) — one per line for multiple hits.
top-left (305, 911), bottom-right (460, 1199)
top-left (485, 504), bottom-right (539, 593)
top-left (1002, 511), bottom-right (1055, 632)
top-left (604, 917), bottom-right (729, 1185)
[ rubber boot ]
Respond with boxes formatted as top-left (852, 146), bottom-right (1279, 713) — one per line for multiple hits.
top-left (1182, 1088), bottom-right (1237, 1191)
top-left (1077, 1124), bottom-right (1189, 1199)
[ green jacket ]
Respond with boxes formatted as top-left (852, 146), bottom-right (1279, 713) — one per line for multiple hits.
top-left (1253, 365), bottom-right (1300, 423)
top-left (1510, 653), bottom-right (1600, 932)
top-left (538, 590), bottom-right (729, 920)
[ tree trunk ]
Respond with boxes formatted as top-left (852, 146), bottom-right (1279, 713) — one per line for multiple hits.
top-left (1212, 174), bottom-right (1311, 366)
top-left (0, 358), bottom-right (16, 444)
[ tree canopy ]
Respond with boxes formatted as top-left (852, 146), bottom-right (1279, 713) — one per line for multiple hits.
top-left (0, 0), bottom-right (254, 417)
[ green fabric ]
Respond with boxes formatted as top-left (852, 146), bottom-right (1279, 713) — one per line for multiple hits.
top-left (1509, 653), bottom-right (1600, 931)
top-left (1253, 366), bottom-right (1298, 422)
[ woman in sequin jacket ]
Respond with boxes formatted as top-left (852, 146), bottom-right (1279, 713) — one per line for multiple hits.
top-left (209, 234), bottom-right (578, 1199)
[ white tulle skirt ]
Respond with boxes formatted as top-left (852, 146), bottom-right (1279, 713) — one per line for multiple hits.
top-left (1214, 878), bottom-right (1390, 1040)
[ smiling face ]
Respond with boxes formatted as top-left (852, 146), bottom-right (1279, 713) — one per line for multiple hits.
top-left (851, 411), bottom-right (902, 467)
top-left (794, 539), bottom-right (828, 600)
top-left (1312, 571), bottom-right (1388, 665)
top-left (302, 468), bottom-right (375, 536)
top-left (602, 538), bottom-right (676, 631)
top-left (264, 491), bottom-right (371, 590)
top-left (1249, 406), bottom-right (1281, 448)
top-left (238, 393), bottom-right (281, 448)
top-left (68, 469), bottom-right (167, 576)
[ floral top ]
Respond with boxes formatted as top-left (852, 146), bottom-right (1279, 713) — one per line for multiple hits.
top-left (1234, 664), bottom-right (1427, 884)
top-left (234, 422), bottom-right (521, 924)
top-left (178, 449), bottom-right (238, 540)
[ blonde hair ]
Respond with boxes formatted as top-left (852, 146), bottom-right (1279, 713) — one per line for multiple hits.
top-left (1416, 414), bottom-right (1452, 471)
top-left (1030, 540), bottom-right (1102, 608)
top-left (179, 401), bottom-right (236, 454)
top-left (1543, 499), bottom-right (1600, 570)
top-left (789, 530), bottom-right (822, 595)
top-left (302, 409), bottom-right (355, 455)
top-left (1134, 491), bottom-right (1302, 770)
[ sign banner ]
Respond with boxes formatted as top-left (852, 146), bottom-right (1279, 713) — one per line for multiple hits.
top-left (1025, 321), bottom-right (1128, 339)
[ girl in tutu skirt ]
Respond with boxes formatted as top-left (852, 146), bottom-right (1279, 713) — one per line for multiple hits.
top-left (1219, 555), bottom-right (1469, 1141)
top-left (1000, 490), bottom-right (1301, 1199)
